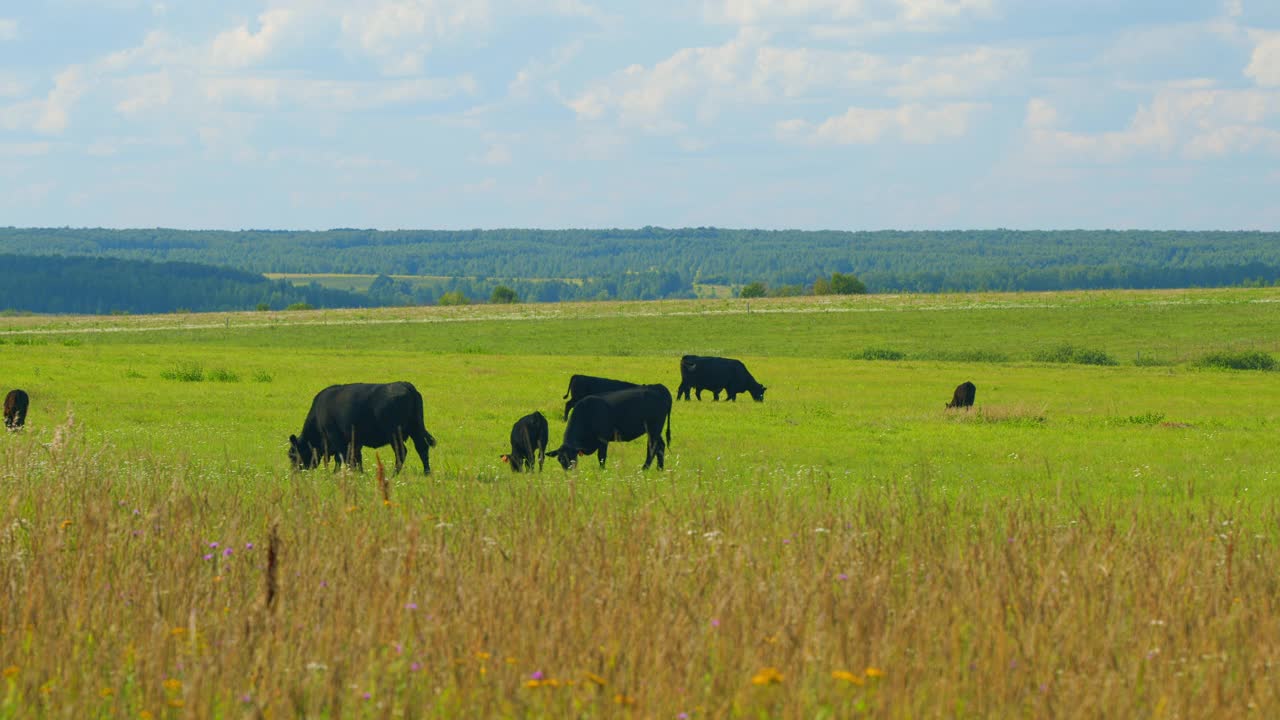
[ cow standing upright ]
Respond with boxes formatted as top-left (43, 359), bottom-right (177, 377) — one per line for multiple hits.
top-left (288, 382), bottom-right (437, 474)
top-left (501, 411), bottom-right (549, 472)
top-left (946, 381), bottom-right (977, 409)
top-left (4, 389), bottom-right (28, 430)
top-left (677, 355), bottom-right (767, 402)
top-left (561, 374), bottom-right (638, 420)
top-left (547, 384), bottom-right (672, 470)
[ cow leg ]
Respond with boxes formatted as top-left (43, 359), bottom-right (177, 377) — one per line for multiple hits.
top-left (650, 434), bottom-right (666, 470)
top-left (564, 400), bottom-right (575, 421)
top-left (391, 433), bottom-right (408, 475)
top-left (352, 446), bottom-right (365, 472)
top-left (695, 388), bottom-right (703, 401)
top-left (597, 443), bottom-right (608, 468)
top-left (712, 390), bottom-right (720, 401)
top-left (727, 391), bottom-right (737, 402)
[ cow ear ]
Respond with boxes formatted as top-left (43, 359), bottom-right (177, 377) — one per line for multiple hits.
top-left (546, 448), bottom-right (560, 458)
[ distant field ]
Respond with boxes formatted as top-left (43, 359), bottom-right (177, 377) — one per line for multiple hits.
top-left (1, 287), bottom-right (1279, 716)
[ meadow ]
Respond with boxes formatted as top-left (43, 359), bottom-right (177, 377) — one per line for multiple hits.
top-left (1, 287), bottom-right (1280, 718)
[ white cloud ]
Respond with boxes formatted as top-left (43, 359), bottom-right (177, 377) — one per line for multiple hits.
top-left (114, 72), bottom-right (174, 115)
top-left (210, 9), bottom-right (295, 69)
top-left (570, 30), bottom-right (1020, 135)
top-left (1246, 30), bottom-right (1280, 87)
top-left (706, 0), bottom-right (994, 30)
top-left (1027, 86), bottom-right (1280, 161)
top-left (778, 102), bottom-right (984, 144)
top-left (0, 18), bottom-right (16, 41)
top-left (339, 0), bottom-right (493, 75)
top-left (1024, 98), bottom-right (1057, 130)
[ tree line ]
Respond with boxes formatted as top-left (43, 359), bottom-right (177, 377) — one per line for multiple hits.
top-left (1, 226), bottom-right (1279, 313)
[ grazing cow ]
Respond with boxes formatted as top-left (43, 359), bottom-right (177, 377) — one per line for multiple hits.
top-left (288, 382), bottom-right (437, 474)
top-left (561, 374), bottom-right (638, 420)
top-left (946, 381), bottom-right (977, 409)
top-left (677, 355), bottom-right (767, 402)
top-left (501, 410), bottom-right (549, 472)
top-left (547, 384), bottom-right (672, 470)
top-left (3, 389), bottom-right (28, 430)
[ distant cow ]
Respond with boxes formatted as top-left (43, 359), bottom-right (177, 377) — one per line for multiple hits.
top-left (548, 384), bottom-right (672, 470)
top-left (501, 410), bottom-right (549, 473)
top-left (288, 382), bottom-right (437, 474)
top-left (3, 389), bottom-right (28, 430)
top-left (946, 381), bottom-right (977, 409)
top-left (677, 355), bottom-right (767, 402)
top-left (561, 374), bottom-right (638, 420)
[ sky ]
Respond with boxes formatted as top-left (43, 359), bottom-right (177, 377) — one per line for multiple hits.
top-left (1, 1), bottom-right (1278, 231)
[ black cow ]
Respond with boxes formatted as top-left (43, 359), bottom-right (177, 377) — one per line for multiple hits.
top-left (547, 384), bottom-right (672, 470)
top-left (946, 381), bottom-right (977, 409)
top-left (561, 374), bottom-right (637, 420)
top-left (677, 355), bottom-right (766, 402)
top-left (501, 410), bottom-right (548, 473)
top-left (4, 389), bottom-right (28, 430)
top-left (288, 382), bottom-right (437, 474)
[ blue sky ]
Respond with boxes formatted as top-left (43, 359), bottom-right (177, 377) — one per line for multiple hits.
top-left (1, 0), bottom-right (1278, 230)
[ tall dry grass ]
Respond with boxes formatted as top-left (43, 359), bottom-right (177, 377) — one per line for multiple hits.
top-left (2, 420), bottom-right (1279, 718)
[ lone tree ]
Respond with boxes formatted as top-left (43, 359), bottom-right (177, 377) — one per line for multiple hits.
top-left (739, 281), bottom-right (768, 298)
top-left (490, 285), bottom-right (518, 304)
top-left (814, 271), bottom-right (866, 295)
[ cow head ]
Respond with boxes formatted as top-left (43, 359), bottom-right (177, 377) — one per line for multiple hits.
top-left (288, 434), bottom-right (319, 470)
top-left (500, 453), bottom-right (524, 472)
top-left (750, 385), bottom-right (767, 402)
top-left (546, 446), bottom-right (588, 470)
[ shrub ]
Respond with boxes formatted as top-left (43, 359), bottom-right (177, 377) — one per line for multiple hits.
top-left (207, 368), bottom-right (240, 382)
top-left (1195, 350), bottom-right (1276, 371)
top-left (438, 291), bottom-right (470, 306)
top-left (285, 302), bottom-right (314, 311)
top-left (490, 285), bottom-right (518, 304)
top-left (160, 363), bottom-right (204, 382)
top-left (252, 370), bottom-right (274, 383)
top-left (1032, 344), bottom-right (1117, 366)
top-left (860, 347), bottom-right (906, 361)
top-left (739, 282), bottom-right (767, 299)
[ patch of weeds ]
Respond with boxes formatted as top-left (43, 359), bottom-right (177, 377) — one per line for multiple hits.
top-left (61, 338), bottom-right (82, 347)
top-left (252, 370), bottom-right (274, 383)
top-left (10, 337), bottom-right (46, 346)
top-left (930, 349), bottom-right (1009, 363)
top-left (207, 368), bottom-right (240, 382)
top-left (123, 369), bottom-right (145, 379)
top-left (1032, 344), bottom-right (1117, 366)
top-left (1106, 411), bottom-right (1166, 427)
top-left (160, 363), bottom-right (204, 382)
top-left (952, 404), bottom-right (1047, 426)
top-left (1195, 350), bottom-right (1276, 371)
top-left (860, 347), bottom-right (906, 361)
top-left (1132, 353), bottom-right (1172, 367)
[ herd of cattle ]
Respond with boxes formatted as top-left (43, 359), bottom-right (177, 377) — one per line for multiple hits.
top-left (1, 356), bottom-right (975, 472)
top-left (283, 352), bottom-right (976, 474)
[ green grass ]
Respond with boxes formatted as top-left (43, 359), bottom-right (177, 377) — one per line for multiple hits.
top-left (2, 287), bottom-right (1280, 716)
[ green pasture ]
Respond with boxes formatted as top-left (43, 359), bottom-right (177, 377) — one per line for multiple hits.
top-left (1, 287), bottom-right (1277, 505)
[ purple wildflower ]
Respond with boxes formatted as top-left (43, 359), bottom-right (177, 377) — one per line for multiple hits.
top-left (203, 553), bottom-right (213, 561)
top-left (209, 542), bottom-right (219, 549)
top-left (530, 670), bottom-right (544, 680)
top-left (245, 542), bottom-right (254, 550)
top-left (710, 618), bottom-right (720, 627)
top-left (405, 602), bottom-right (418, 610)
top-left (836, 573), bottom-right (849, 581)
top-left (223, 548), bottom-right (233, 557)
top-left (411, 662), bottom-right (422, 672)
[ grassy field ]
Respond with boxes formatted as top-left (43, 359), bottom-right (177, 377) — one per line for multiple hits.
top-left (2, 288), bottom-right (1280, 717)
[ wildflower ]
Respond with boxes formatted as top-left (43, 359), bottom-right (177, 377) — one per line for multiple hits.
top-left (525, 679), bottom-right (542, 689)
top-left (831, 670), bottom-right (864, 685)
top-left (2, 665), bottom-right (18, 678)
top-left (171, 627), bottom-right (185, 636)
top-left (505, 657), bottom-right (518, 665)
top-left (836, 573), bottom-right (849, 581)
top-left (530, 670), bottom-right (544, 681)
top-left (710, 618), bottom-right (720, 628)
top-left (223, 548), bottom-right (233, 557)
top-left (410, 662), bottom-right (422, 672)
top-left (163, 678), bottom-right (182, 691)
top-left (203, 554), bottom-right (213, 561)
top-left (614, 693), bottom-right (636, 706)
top-left (751, 667), bottom-right (784, 686)
top-left (241, 694), bottom-right (252, 703)
top-left (100, 688), bottom-right (115, 698)
top-left (245, 543), bottom-right (254, 550)
top-left (678, 714), bottom-right (690, 719)
top-left (362, 692), bottom-right (371, 700)
top-left (139, 712), bottom-right (153, 720)
top-left (405, 602), bottom-right (418, 610)
top-left (584, 671), bottom-right (607, 687)
top-left (476, 651), bottom-right (490, 661)
top-left (864, 667), bottom-right (884, 679)
top-left (60, 519), bottom-right (72, 529)
top-left (209, 542), bottom-right (219, 549)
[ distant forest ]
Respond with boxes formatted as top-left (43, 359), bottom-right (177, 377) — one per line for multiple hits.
top-left (0, 254), bottom-right (371, 315)
top-left (1, 226), bottom-right (1278, 313)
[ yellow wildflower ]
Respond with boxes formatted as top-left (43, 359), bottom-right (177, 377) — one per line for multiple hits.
top-left (475, 651), bottom-right (491, 661)
top-left (170, 627), bottom-right (185, 636)
top-left (831, 670), bottom-right (864, 685)
top-left (584, 671), bottom-right (607, 687)
top-left (865, 667), bottom-right (885, 679)
top-left (139, 712), bottom-right (153, 720)
top-left (613, 693), bottom-right (636, 706)
top-left (60, 519), bottom-right (73, 530)
top-left (751, 667), bottom-right (784, 686)
top-left (2, 665), bottom-right (18, 678)
top-left (525, 679), bottom-right (542, 689)
top-left (505, 657), bottom-right (518, 665)
top-left (100, 688), bottom-right (115, 698)
top-left (163, 678), bottom-right (182, 691)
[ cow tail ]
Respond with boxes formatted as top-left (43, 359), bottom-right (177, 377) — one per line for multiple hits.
top-left (666, 407), bottom-right (672, 448)
top-left (562, 379), bottom-right (572, 399)
top-left (414, 391), bottom-right (437, 447)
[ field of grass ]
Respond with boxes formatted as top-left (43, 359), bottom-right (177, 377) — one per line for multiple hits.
top-left (2, 288), bottom-right (1280, 717)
